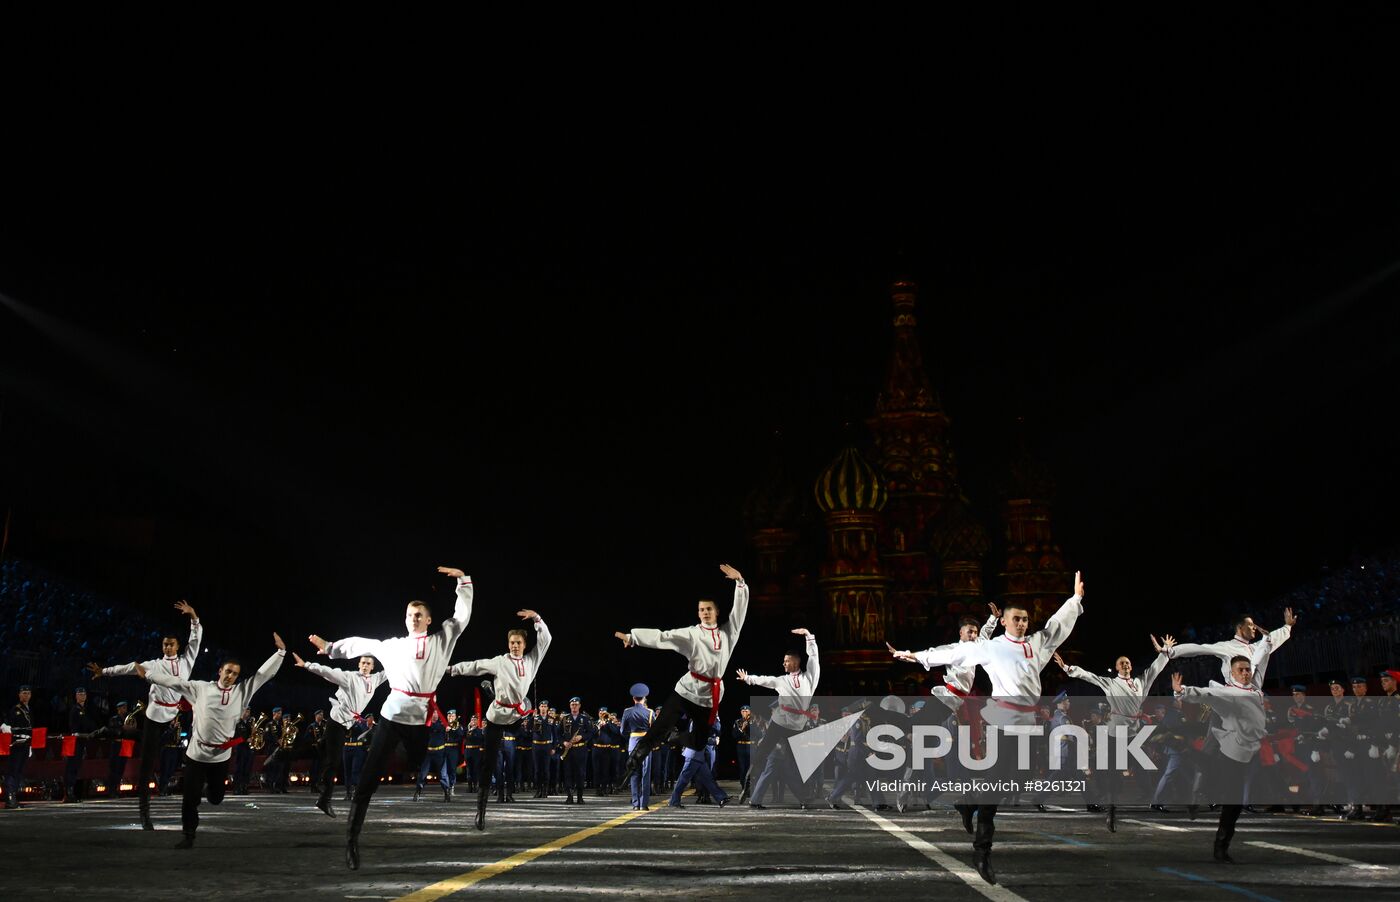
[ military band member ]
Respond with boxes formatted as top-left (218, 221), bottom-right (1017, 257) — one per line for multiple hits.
top-left (136, 633), bottom-right (287, 848)
top-left (415, 708), bottom-right (450, 801)
top-left (232, 707), bottom-right (255, 794)
top-left (296, 652), bottom-right (387, 815)
top-left (106, 700), bottom-right (132, 792)
top-left (737, 627), bottom-right (819, 808)
top-left (733, 705), bottom-right (752, 787)
top-left (447, 606), bottom-right (549, 828)
top-left (891, 570), bottom-right (1084, 885)
top-left (64, 686), bottom-right (101, 802)
top-left (1172, 661), bottom-right (1266, 863)
top-left (621, 684), bottom-right (653, 809)
top-left (310, 566), bottom-right (474, 870)
top-left (560, 696), bottom-right (594, 804)
top-left (464, 715), bottom-right (484, 792)
top-left (615, 564), bottom-right (747, 809)
top-left (342, 715), bottom-right (373, 800)
top-left (261, 707), bottom-right (288, 793)
top-left (593, 706), bottom-right (619, 795)
top-left (309, 710), bottom-right (329, 790)
top-left (528, 701), bottom-right (556, 797)
top-left (1052, 635), bottom-right (1173, 830)
top-left (443, 709), bottom-right (463, 799)
top-left (87, 599), bottom-right (202, 829)
top-left (3, 685), bottom-right (34, 809)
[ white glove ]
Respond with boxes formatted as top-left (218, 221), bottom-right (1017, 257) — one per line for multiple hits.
top-left (1385, 745), bottom-right (1398, 762)
top-left (1369, 745), bottom-right (1380, 759)
top-left (1310, 750), bottom-right (1322, 763)
top-left (1339, 718), bottom-right (1351, 729)
top-left (1317, 727), bottom-right (1329, 739)
top-left (1344, 750), bottom-right (1356, 760)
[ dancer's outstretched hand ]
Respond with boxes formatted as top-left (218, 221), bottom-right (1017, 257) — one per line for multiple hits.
top-left (719, 564), bottom-right (743, 582)
top-left (308, 634), bottom-right (329, 654)
top-left (886, 641), bottom-right (917, 663)
top-left (273, 632), bottom-right (286, 651)
top-left (614, 631), bottom-right (632, 648)
top-left (1052, 652), bottom-right (1068, 670)
top-left (791, 628), bottom-right (810, 637)
top-left (86, 662), bottom-right (103, 678)
top-left (438, 566), bottom-right (465, 579)
top-left (292, 652), bottom-right (307, 668)
top-left (736, 668), bottom-right (749, 681)
top-left (1171, 672), bottom-right (1184, 693)
top-left (1283, 607), bottom-right (1297, 627)
top-left (518, 609), bottom-right (538, 621)
top-left (988, 602), bottom-right (1001, 618)
top-left (174, 599), bottom-right (198, 619)
top-left (134, 662), bottom-right (148, 680)
top-left (1073, 570), bottom-right (1085, 598)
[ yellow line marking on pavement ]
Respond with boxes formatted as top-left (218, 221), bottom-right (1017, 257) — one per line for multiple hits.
top-left (393, 801), bottom-right (666, 900)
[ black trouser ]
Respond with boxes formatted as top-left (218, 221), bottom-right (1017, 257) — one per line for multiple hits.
top-left (181, 755), bottom-right (230, 836)
top-left (1211, 751), bottom-right (1249, 847)
top-left (348, 719), bottom-right (429, 836)
top-left (631, 695), bottom-right (712, 758)
top-left (745, 721), bottom-right (800, 791)
top-left (4, 741), bottom-right (28, 804)
top-left (317, 721), bottom-right (348, 806)
top-left (64, 739), bottom-right (88, 798)
top-left (233, 743), bottom-right (253, 791)
top-left (138, 716), bottom-right (168, 810)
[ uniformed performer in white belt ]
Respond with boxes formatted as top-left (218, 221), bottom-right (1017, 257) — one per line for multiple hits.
top-left (309, 566), bottom-right (474, 870)
top-left (449, 607), bottom-right (550, 831)
top-left (1053, 636), bottom-right (1173, 831)
top-left (87, 599), bottom-right (203, 830)
top-left (137, 633), bottom-right (287, 848)
top-left (735, 627), bottom-right (819, 808)
top-left (891, 571), bottom-right (1085, 886)
top-left (615, 563), bottom-right (747, 809)
top-left (296, 652), bottom-right (388, 818)
top-left (1172, 662), bottom-right (1266, 863)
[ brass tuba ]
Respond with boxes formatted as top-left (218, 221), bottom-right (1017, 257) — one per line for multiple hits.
top-left (279, 714), bottom-right (304, 750)
top-left (248, 712), bottom-right (270, 750)
top-left (123, 700), bottom-right (146, 732)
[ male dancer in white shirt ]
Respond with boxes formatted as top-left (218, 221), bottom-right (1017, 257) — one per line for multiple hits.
top-left (87, 600), bottom-right (202, 830)
top-left (615, 564), bottom-right (747, 807)
top-left (1166, 610), bottom-right (1297, 687)
top-left (890, 571), bottom-right (1084, 885)
top-left (1165, 609), bottom-right (1295, 810)
top-left (309, 566), bottom-right (474, 870)
top-left (295, 652), bottom-right (388, 817)
top-left (1053, 636), bottom-right (1173, 831)
top-left (136, 633), bottom-right (286, 848)
top-left (735, 628), bottom-right (818, 808)
top-left (448, 607), bottom-right (550, 831)
top-left (1171, 661), bottom-right (1266, 862)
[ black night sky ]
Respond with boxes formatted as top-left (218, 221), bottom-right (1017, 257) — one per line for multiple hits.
top-left (3, 16), bottom-right (1400, 711)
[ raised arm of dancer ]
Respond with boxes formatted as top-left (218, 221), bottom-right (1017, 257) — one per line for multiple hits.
top-left (1139, 636), bottom-right (1175, 694)
top-left (736, 668), bottom-right (781, 690)
top-left (1171, 672), bottom-right (1251, 718)
top-left (721, 564), bottom-right (748, 641)
top-left (1055, 651), bottom-right (1111, 692)
top-left (245, 633), bottom-right (288, 696)
top-left (436, 566), bottom-right (475, 638)
top-left (794, 628), bottom-right (819, 686)
top-left (1035, 571), bottom-right (1085, 659)
top-left (981, 604), bottom-right (1000, 640)
top-left (449, 657), bottom-right (498, 678)
top-left (175, 599), bottom-right (203, 666)
top-left (298, 655), bottom-right (357, 690)
top-left (520, 609), bottom-right (551, 667)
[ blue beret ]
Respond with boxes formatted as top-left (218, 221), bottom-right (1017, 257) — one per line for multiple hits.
top-left (569, 696), bottom-right (582, 704)
top-left (539, 699), bottom-right (549, 706)
top-left (74, 686), bottom-right (87, 693)
top-left (1053, 690), bottom-right (1069, 704)
top-left (446, 709), bottom-right (457, 715)
top-left (598, 706), bottom-right (609, 713)
top-left (1290, 684), bottom-right (1307, 692)
top-left (1328, 678), bottom-right (1344, 686)
top-left (18, 684), bottom-right (31, 691)
top-left (629, 683), bottom-right (649, 698)
top-left (314, 709), bottom-right (325, 716)
top-left (115, 700), bottom-right (129, 707)
top-left (1349, 676), bottom-right (1367, 684)
top-left (740, 704), bottom-right (751, 711)
top-left (272, 706), bottom-right (283, 713)
top-left (1095, 701), bottom-right (1110, 710)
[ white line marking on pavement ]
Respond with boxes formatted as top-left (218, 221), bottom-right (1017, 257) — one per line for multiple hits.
top-left (1122, 818), bottom-right (1189, 832)
top-left (852, 804), bottom-right (1028, 901)
top-left (1245, 840), bottom-right (1389, 870)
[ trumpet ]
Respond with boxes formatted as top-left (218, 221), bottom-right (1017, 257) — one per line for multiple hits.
top-left (123, 700), bottom-right (146, 732)
top-left (248, 712), bottom-right (270, 751)
top-left (279, 714), bottom-right (304, 750)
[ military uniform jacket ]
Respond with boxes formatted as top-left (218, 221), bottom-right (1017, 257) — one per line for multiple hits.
top-left (560, 713), bottom-right (594, 752)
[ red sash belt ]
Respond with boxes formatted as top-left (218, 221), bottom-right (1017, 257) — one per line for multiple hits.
top-left (780, 705), bottom-right (819, 720)
top-left (492, 700), bottom-right (533, 718)
top-left (690, 671), bottom-right (721, 724)
top-left (200, 736), bottom-right (246, 751)
top-left (155, 699), bottom-right (192, 712)
top-left (394, 688), bottom-right (443, 725)
top-left (992, 698), bottom-right (1039, 713)
top-left (942, 682), bottom-right (970, 698)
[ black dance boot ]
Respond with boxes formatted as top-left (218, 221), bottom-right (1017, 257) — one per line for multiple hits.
top-left (174, 833), bottom-right (194, 849)
top-left (958, 804), bottom-right (975, 835)
top-left (139, 793), bottom-right (154, 831)
top-left (1213, 822), bottom-right (1235, 863)
top-left (346, 831), bottom-right (360, 870)
top-left (1106, 804), bottom-right (1116, 833)
top-left (974, 816), bottom-right (997, 884)
top-left (475, 788), bottom-right (488, 831)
